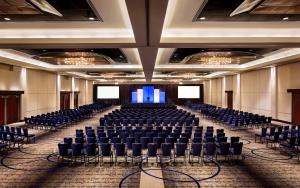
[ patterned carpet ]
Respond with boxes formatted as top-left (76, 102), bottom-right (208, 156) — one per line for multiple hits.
top-left (0, 107), bottom-right (300, 188)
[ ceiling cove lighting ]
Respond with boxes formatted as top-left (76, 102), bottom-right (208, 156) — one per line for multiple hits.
top-left (3, 17), bottom-right (10, 21)
top-left (89, 17), bottom-right (96, 20)
top-left (199, 17), bottom-right (206, 20)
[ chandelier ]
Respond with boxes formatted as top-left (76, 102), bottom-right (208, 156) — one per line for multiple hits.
top-left (198, 56), bottom-right (232, 65)
top-left (57, 57), bottom-right (96, 65)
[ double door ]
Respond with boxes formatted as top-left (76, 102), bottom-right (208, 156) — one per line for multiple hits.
top-left (0, 95), bottom-right (21, 125)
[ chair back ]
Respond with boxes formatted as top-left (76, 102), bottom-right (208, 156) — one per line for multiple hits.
top-left (219, 142), bottom-right (230, 155)
top-left (175, 143), bottom-right (187, 156)
top-left (153, 137), bottom-right (163, 148)
top-left (98, 137), bottom-right (109, 144)
top-left (16, 127), bottom-right (22, 136)
top-left (147, 143), bottom-right (157, 157)
top-left (72, 143), bottom-right (82, 156)
top-left (204, 143), bottom-right (216, 155)
top-left (178, 137), bottom-right (188, 144)
top-left (132, 143), bottom-right (142, 157)
top-left (191, 143), bottom-right (202, 156)
top-left (140, 137), bottom-right (149, 149)
top-left (100, 143), bottom-right (111, 156)
top-left (86, 143), bottom-right (97, 156)
top-left (232, 142), bottom-right (243, 155)
top-left (64, 137), bottom-right (73, 149)
top-left (58, 143), bottom-right (69, 157)
top-left (126, 137), bottom-right (135, 149)
top-left (115, 143), bottom-right (126, 156)
top-left (87, 137), bottom-right (96, 144)
top-left (161, 143), bottom-right (172, 156)
top-left (23, 128), bottom-right (29, 137)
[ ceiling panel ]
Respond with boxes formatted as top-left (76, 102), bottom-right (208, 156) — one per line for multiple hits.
top-left (0, 0), bottom-right (101, 21)
top-left (168, 48), bottom-right (277, 64)
top-left (194, 0), bottom-right (300, 22)
top-left (18, 48), bottom-right (128, 65)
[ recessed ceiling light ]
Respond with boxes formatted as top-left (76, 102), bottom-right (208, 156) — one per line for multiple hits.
top-left (200, 17), bottom-right (206, 20)
top-left (89, 17), bottom-right (95, 20)
top-left (42, 49), bottom-right (46, 52)
top-left (90, 49), bottom-right (94, 52)
top-left (283, 17), bottom-right (289, 21)
top-left (4, 17), bottom-right (11, 21)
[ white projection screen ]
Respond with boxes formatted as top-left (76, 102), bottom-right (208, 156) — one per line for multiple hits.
top-left (97, 86), bottom-right (119, 99)
top-left (178, 86), bottom-right (200, 99)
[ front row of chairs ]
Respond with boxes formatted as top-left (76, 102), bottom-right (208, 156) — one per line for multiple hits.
top-left (57, 142), bottom-right (243, 165)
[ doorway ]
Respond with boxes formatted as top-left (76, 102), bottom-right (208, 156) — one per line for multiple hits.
top-left (225, 91), bottom-right (233, 109)
top-left (60, 92), bottom-right (71, 110)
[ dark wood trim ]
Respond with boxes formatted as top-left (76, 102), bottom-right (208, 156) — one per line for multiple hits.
top-left (272, 119), bottom-right (292, 124)
top-left (0, 90), bottom-right (24, 95)
top-left (60, 91), bottom-right (72, 94)
top-left (287, 89), bottom-right (300, 94)
top-left (225, 90), bottom-right (233, 93)
top-left (74, 91), bottom-right (80, 93)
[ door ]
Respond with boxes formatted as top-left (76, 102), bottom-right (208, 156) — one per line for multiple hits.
top-left (6, 95), bottom-right (20, 124)
top-left (0, 96), bottom-right (5, 125)
top-left (60, 92), bottom-right (71, 110)
top-left (74, 92), bottom-right (79, 108)
top-left (292, 93), bottom-right (300, 124)
top-left (226, 91), bottom-right (233, 109)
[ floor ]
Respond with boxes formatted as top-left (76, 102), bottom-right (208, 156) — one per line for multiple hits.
top-left (1, 106), bottom-right (300, 188)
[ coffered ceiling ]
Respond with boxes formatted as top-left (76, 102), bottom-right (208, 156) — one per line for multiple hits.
top-left (0, 0), bottom-right (300, 84)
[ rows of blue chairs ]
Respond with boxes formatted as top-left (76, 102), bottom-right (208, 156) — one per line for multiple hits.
top-left (100, 108), bottom-right (199, 128)
top-left (187, 104), bottom-right (272, 129)
top-left (0, 126), bottom-right (36, 152)
top-left (25, 103), bottom-right (111, 130)
top-left (57, 124), bottom-right (244, 164)
top-left (255, 125), bottom-right (300, 155)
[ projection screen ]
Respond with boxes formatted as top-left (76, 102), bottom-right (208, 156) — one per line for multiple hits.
top-left (97, 86), bottom-right (119, 99)
top-left (178, 86), bottom-right (200, 99)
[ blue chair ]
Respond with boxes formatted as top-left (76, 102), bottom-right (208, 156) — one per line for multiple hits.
top-left (160, 143), bottom-right (172, 164)
top-left (58, 143), bottom-right (71, 163)
top-left (140, 137), bottom-right (150, 150)
top-left (87, 137), bottom-right (96, 144)
top-left (111, 137), bottom-right (121, 145)
top-left (9, 133), bottom-right (23, 148)
top-left (147, 143), bottom-right (158, 164)
top-left (192, 137), bottom-right (202, 143)
top-left (98, 137), bottom-right (109, 144)
top-left (131, 143), bottom-right (142, 164)
top-left (174, 143), bottom-right (187, 163)
top-left (216, 142), bottom-right (230, 161)
top-left (84, 143), bottom-right (98, 163)
top-left (126, 137), bottom-right (135, 150)
top-left (203, 143), bottom-right (216, 161)
top-left (178, 137), bottom-right (188, 144)
top-left (72, 143), bottom-right (83, 163)
top-left (230, 142), bottom-right (243, 161)
top-left (189, 143), bottom-right (202, 163)
top-left (153, 137), bottom-right (163, 149)
top-left (165, 137), bottom-right (176, 149)
top-left (279, 137), bottom-right (296, 152)
top-left (100, 143), bottom-right (113, 164)
top-left (114, 143), bottom-right (127, 163)
top-left (255, 128), bottom-right (267, 143)
top-left (64, 137), bottom-right (73, 149)
top-left (23, 128), bottom-right (35, 143)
